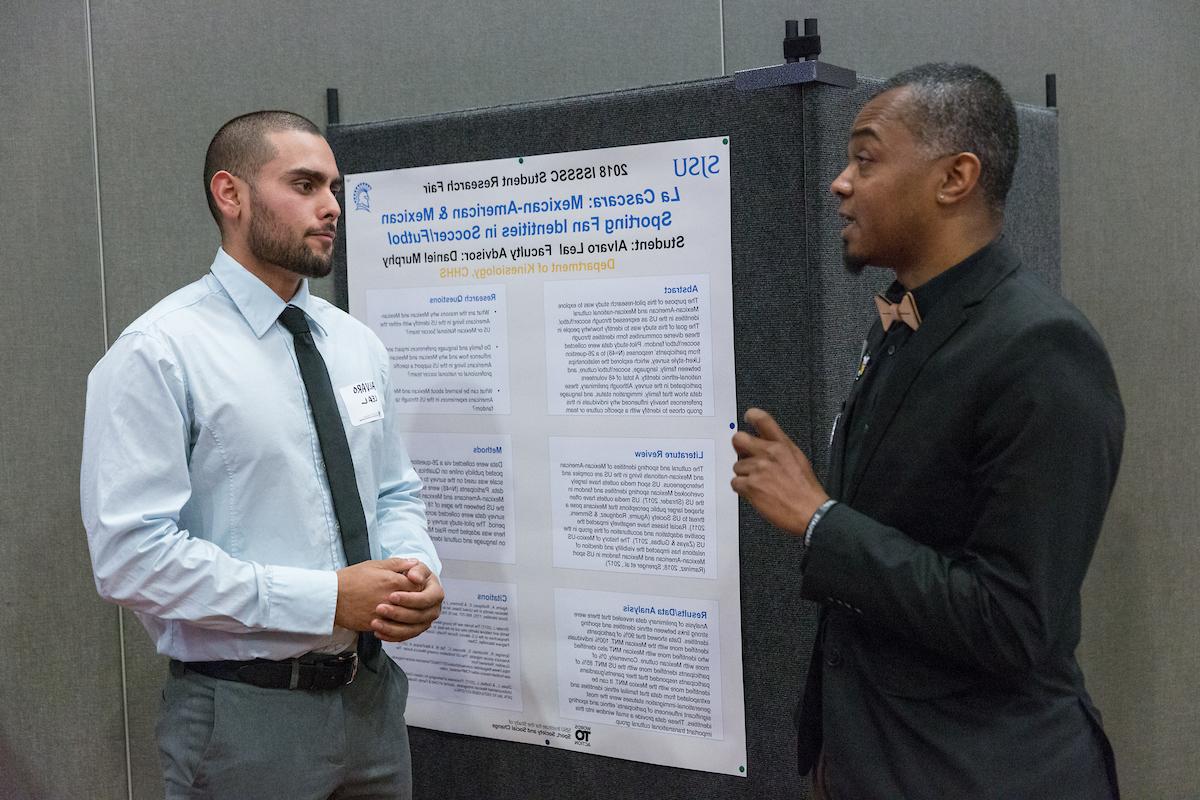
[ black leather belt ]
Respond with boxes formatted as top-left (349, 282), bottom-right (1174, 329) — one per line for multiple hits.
top-left (174, 652), bottom-right (359, 690)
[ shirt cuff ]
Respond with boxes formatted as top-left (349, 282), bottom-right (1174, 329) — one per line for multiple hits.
top-left (264, 565), bottom-right (339, 635)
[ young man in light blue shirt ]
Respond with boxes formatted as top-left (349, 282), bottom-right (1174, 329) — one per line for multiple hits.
top-left (81, 111), bottom-right (442, 799)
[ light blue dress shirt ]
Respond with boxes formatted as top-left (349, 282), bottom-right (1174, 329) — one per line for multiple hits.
top-left (81, 249), bottom-right (440, 661)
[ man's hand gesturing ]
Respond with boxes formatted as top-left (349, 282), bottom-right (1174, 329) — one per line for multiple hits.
top-left (731, 407), bottom-right (830, 535)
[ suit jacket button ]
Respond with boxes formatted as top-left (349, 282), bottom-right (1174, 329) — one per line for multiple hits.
top-left (825, 647), bottom-right (842, 667)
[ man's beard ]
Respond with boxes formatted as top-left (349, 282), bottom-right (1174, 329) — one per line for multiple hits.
top-left (248, 195), bottom-right (334, 279)
top-left (842, 243), bottom-right (868, 275)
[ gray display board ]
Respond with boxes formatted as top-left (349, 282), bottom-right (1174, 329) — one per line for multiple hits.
top-left (328, 73), bottom-right (1059, 799)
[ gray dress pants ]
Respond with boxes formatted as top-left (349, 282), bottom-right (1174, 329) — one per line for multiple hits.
top-left (157, 654), bottom-right (412, 800)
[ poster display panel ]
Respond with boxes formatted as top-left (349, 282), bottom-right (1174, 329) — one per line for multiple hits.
top-left (345, 137), bottom-right (745, 775)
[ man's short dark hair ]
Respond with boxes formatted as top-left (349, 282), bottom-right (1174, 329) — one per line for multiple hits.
top-left (203, 110), bottom-right (322, 226)
top-left (880, 63), bottom-right (1019, 213)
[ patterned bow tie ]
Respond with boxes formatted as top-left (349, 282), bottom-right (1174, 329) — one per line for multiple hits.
top-left (874, 292), bottom-right (922, 332)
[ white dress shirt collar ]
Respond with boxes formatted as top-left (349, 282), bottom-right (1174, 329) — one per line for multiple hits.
top-left (210, 248), bottom-right (328, 339)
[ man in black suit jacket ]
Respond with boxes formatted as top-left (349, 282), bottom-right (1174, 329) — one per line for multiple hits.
top-left (731, 64), bottom-right (1124, 799)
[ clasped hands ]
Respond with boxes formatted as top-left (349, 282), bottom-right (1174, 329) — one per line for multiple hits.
top-left (335, 558), bottom-right (443, 643)
top-left (731, 407), bottom-right (830, 536)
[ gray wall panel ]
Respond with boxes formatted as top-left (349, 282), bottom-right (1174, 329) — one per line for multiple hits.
top-left (121, 629), bottom-right (163, 800)
top-left (1053, 8), bottom-right (1200, 796)
top-left (0, 2), bottom-right (126, 798)
top-left (725, 3), bottom-right (1200, 797)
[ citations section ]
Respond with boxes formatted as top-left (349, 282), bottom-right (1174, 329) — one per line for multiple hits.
top-left (387, 577), bottom-right (521, 711)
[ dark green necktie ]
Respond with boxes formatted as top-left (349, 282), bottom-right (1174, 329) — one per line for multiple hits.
top-left (278, 305), bottom-right (380, 662)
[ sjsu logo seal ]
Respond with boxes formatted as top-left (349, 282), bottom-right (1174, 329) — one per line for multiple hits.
top-left (352, 182), bottom-right (372, 212)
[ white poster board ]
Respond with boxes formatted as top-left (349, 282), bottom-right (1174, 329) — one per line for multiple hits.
top-left (345, 137), bottom-right (746, 776)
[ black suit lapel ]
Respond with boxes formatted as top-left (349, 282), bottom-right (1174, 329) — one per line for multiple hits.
top-left (830, 322), bottom-right (887, 499)
top-left (843, 243), bottom-right (1021, 502)
top-left (845, 307), bottom-right (968, 502)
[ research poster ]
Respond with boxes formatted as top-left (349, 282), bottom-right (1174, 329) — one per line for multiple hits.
top-left (344, 137), bottom-right (745, 776)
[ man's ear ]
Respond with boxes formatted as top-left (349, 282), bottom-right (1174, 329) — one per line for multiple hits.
top-left (210, 170), bottom-right (245, 226)
top-left (936, 152), bottom-right (983, 206)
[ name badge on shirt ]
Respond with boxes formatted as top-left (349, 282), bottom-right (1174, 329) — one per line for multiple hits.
top-left (338, 380), bottom-right (384, 426)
